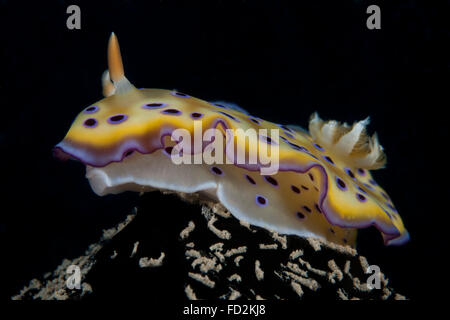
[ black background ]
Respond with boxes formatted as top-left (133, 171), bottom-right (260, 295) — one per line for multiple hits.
top-left (0, 0), bottom-right (445, 301)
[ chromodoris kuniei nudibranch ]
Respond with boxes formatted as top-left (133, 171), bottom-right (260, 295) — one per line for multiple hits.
top-left (53, 33), bottom-right (409, 247)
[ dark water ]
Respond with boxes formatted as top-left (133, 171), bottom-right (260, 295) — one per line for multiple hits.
top-left (0, 0), bottom-right (444, 302)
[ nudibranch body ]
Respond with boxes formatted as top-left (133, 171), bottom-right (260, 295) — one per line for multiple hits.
top-left (54, 33), bottom-right (409, 247)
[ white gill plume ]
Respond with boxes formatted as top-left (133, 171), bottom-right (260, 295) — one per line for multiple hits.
top-left (308, 113), bottom-right (386, 170)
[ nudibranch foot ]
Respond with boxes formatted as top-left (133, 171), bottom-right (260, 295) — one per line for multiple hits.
top-left (85, 148), bottom-right (359, 247)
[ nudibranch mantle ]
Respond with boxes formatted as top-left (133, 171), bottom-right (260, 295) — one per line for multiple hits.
top-left (54, 33), bottom-right (409, 247)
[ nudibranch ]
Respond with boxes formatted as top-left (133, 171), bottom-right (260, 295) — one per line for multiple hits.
top-left (54, 33), bottom-right (409, 247)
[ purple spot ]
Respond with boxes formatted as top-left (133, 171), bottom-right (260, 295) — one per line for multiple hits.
top-left (245, 174), bottom-right (256, 185)
top-left (314, 143), bottom-right (324, 151)
top-left (315, 203), bottom-right (322, 213)
top-left (356, 185), bottom-right (367, 194)
top-left (302, 205), bottom-right (312, 213)
top-left (278, 124), bottom-right (294, 133)
top-left (329, 228), bottom-right (335, 234)
top-left (210, 166), bottom-right (224, 176)
top-left (296, 211), bottom-right (305, 219)
top-left (345, 168), bottom-right (355, 180)
top-left (212, 103), bottom-right (228, 109)
top-left (108, 114), bottom-right (127, 124)
top-left (288, 142), bottom-right (309, 152)
top-left (84, 105), bottom-right (99, 114)
top-left (283, 131), bottom-right (295, 139)
top-left (301, 185), bottom-right (309, 190)
top-left (369, 179), bottom-right (378, 186)
top-left (142, 103), bottom-right (167, 109)
top-left (249, 117), bottom-right (261, 125)
top-left (161, 109), bottom-right (182, 115)
top-left (83, 118), bottom-right (97, 128)
top-left (357, 168), bottom-right (366, 176)
top-left (343, 238), bottom-right (348, 244)
top-left (308, 173), bottom-right (314, 182)
top-left (383, 208), bottom-right (393, 220)
top-left (163, 146), bottom-right (174, 157)
top-left (363, 183), bottom-right (374, 191)
top-left (190, 112), bottom-right (204, 119)
top-left (323, 155), bottom-right (335, 165)
top-left (124, 150), bottom-right (134, 158)
top-left (256, 195), bottom-right (268, 207)
top-left (356, 193), bottom-right (367, 202)
top-left (171, 91), bottom-right (189, 98)
top-left (291, 185), bottom-right (300, 194)
top-left (260, 135), bottom-right (275, 145)
top-left (381, 191), bottom-right (390, 200)
top-left (386, 202), bottom-right (397, 212)
top-left (217, 111), bottom-right (240, 122)
top-left (336, 176), bottom-right (347, 191)
top-left (264, 176), bottom-right (278, 187)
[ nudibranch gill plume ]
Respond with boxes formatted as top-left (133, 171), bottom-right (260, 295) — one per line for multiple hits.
top-left (53, 33), bottom-right (409, 247)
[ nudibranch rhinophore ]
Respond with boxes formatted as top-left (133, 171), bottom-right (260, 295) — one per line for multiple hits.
top-left (54, 33), bottom-right (409, 247)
